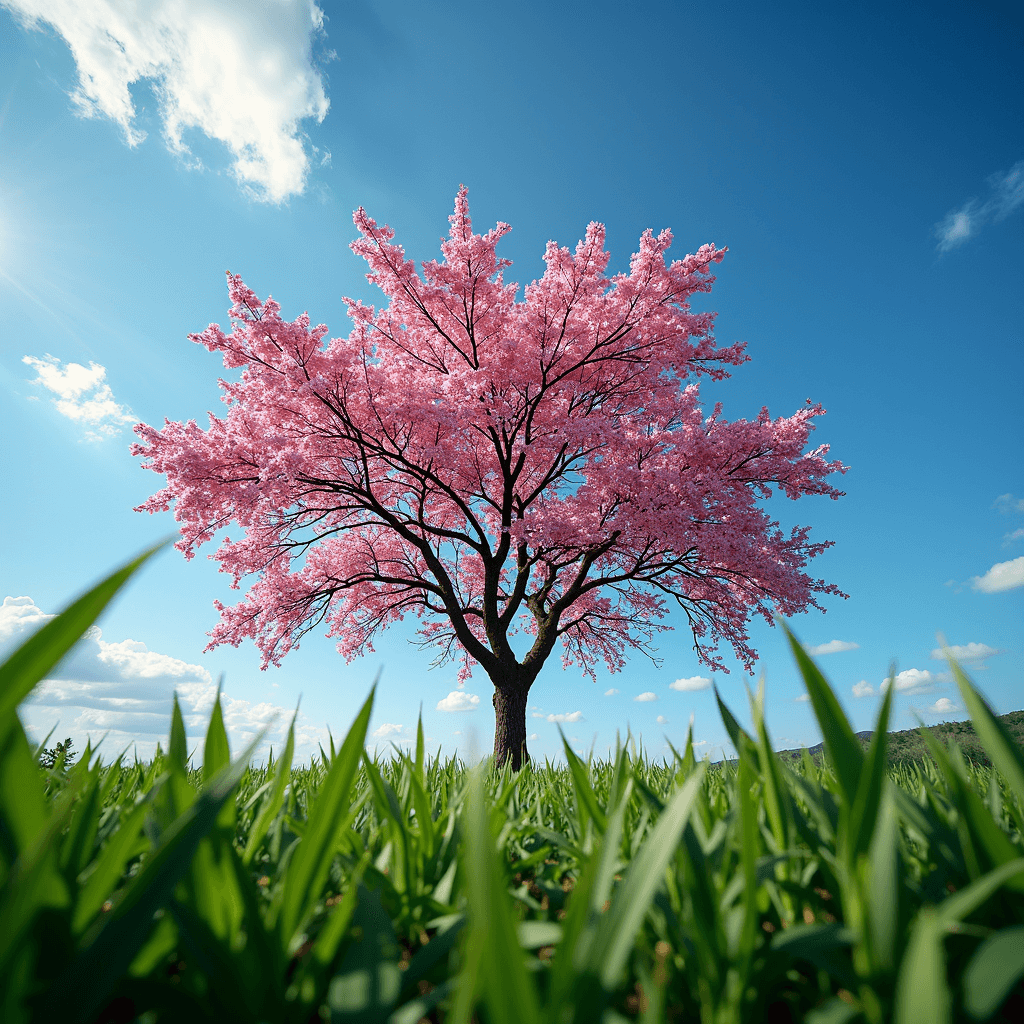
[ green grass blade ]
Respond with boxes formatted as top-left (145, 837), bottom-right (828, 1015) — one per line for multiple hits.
top-left (46, 738), bottom-right (258, 1024)
top-left (561, 731), bottom-right (608, 834)
top-left (460, 766), bottom-right (540, 1024)
top-left (894, 907), bottom-right (950, 1024)
top-left (243, 708), bottom-right (296, 866)
top-left (277, 685), bottom-right (375, 948)
top-left (0, 539), bottom-right (168, 720)
top-left (848, 672), bottom-right (894, 862)
top-left (595, 764), bottom-right (706, 989)
top-left (202, 683), bottom-right (231, 783)
top-left (936, 858), bottom-right (1024, 926)
top-left (944, 647), bottom-right (1024, 808)
top-left (962, 925), bottom-right (1024, 1021)
top-left (781, 619), bottom-right (863, 805)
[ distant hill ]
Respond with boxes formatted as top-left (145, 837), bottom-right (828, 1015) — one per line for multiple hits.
top-left (775, 710), bottom-right (1024, 768)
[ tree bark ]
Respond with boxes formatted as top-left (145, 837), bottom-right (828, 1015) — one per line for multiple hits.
top-left (492, 684), bottom-right (531, 770)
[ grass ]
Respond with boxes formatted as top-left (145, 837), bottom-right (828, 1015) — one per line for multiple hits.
top-left (1, 547), bottom-right (1023, 1023)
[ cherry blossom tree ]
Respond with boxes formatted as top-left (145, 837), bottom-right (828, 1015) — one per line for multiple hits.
top-left (133, 189), bottom-right (846, 768)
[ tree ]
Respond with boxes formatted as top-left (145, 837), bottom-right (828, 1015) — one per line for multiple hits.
top-left (133, 189), bottom-right (846, 768)
top-left (39, 737), bottom-right (76, 771)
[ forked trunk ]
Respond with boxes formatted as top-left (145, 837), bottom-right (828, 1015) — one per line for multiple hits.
top-left (492, 684), bottom-right (531, 770)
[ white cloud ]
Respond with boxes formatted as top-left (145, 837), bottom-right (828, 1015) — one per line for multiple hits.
top-left (1004, 528), bottom-right (1024, 546)
top-left (851, 680), bottom-right (875, 699)
top-left (803, 639), bottom-right (859, 656)
top-left (794, 693), bottom-right (811, 702)
top-left (994, 494), bottom-right (1024, 514)
top-left (603, 688), bottom-right (619, 696)
top-left (528, 733), bottom-right (538, 741)
top-left (4, 595), bottom-right (297, 760)
top-left (669, 676), bottom-right (710, 692)
top-left (935, 161), bottom-right (1024, 252)
top-left (372, 723), bottom-right (403, 739)
top-left (436, 691), bottom-right (480, 713)
top-left (3, 0), bottom-right (330, 202)
top-left (656, 715), bottom-right (668, 724)
top-left (881, 669), bottom-right (940, 695)
top-left (927, 697), bottom-right (960, 716)
top-left (545, 711), bottom-right (583, 723)
top-left (23, 354), bottom-right (135, 439)
top-left (970, 557), bottom-right (1024, 593)
top-left (929, 642), bottom-right (1001, 665)
top-left (634, 691), bottom-right (657, 702)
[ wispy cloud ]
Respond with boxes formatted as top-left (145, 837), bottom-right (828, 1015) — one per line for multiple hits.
top-left (436, 691), bottom-right (480, 713)
top-left (634, 691), bottom-right (658, 702)
top-left (2, 595), bottom-right (303, 760)
top-left (994, 494), bottom-right (1024, 546)
top-left (3, 0), bottom-right (330, 202)
top-left (935, 160), bottom-right (1024, 252)
top-left (929, 642), bottom-right (1002, 666)
top-left (669, 675), bottom-right (711, 692)
top-left (803, 639), bottom-right (859, 656)
top-left (795, 692), bottom-right (811, 702)
top-left (970, 556), bottom-right (1024, 593)
top-left (603, 688), bottom-right (619, 696)
top-left (372, 723), bottom-right (403, 739)
top-left (23, 353), bottom-right (134, 439)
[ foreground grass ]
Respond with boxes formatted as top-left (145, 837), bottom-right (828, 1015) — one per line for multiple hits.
top-left (2, 548), bottom-right (1023, 1023)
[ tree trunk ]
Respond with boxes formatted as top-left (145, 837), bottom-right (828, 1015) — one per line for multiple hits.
top-left (492, 684), bottom-right (531, 770)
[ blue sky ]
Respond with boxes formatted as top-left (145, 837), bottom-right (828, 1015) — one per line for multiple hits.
top-left (1, 0), bottom-right (1021, 765)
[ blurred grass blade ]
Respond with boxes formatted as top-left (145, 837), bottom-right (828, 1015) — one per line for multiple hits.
top-left (894, 907), bottom-right (950, 1024)
top-left (0, 539), bottom-right (169, 719)
top-left (962, 925), bottom-right (1024, 1021)
top-left (46, 736), bottom-right (259, 1024)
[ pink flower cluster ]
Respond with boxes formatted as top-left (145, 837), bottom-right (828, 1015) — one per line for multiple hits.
top-left (133, 189), bottom-right (846, 684)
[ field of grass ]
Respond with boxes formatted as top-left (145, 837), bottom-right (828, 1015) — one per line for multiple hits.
top-left (2, 546), bottom-right (1023, 1023)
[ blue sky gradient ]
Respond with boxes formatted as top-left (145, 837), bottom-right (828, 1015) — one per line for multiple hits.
top-left (1, 0), bottom-right (1021, 763)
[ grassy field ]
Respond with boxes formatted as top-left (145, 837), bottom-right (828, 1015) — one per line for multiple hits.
top-left (2, 547), bottom-right (1023, 1023)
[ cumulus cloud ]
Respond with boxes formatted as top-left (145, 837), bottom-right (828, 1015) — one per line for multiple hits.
top-left (929, 642), bottom-right (1002, 666)
top-left (803, 639), bottom-right (859, 656)
top-left (3, 0), bottom-right (330, 202)
top-left (794, 693), bottom-right (811, 702)
top-left (4, 595), bottom-right (300, 760)
top-left (656, 715), bottom-right (668, 724)
top-left (669, 675), bottom-right (710, 692)
top-left (528, 733), bottom-right (538, 741)
top-left (436, 691), bottom-right (480, 713)
top-left (604, 688), bottom-right (619, 696)
top-left (926, 697), bottom-right (960, 716)
top-left (23, 354), bottom-right (135, 439)
top-left (634, 691), bottom-right (657, 702)
top-left (544, 711), bottom-right (583, 723)
top-left (970, 557), bottom-right (1024, 593)
top-left (851, 680), bottom-right (875, 699)
top-left (372, 723), bottom-right (403, 739)
top-left (881, 669), bottom-right (941, 695)
top-left (935, 161), bottom-right (1024, 252)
